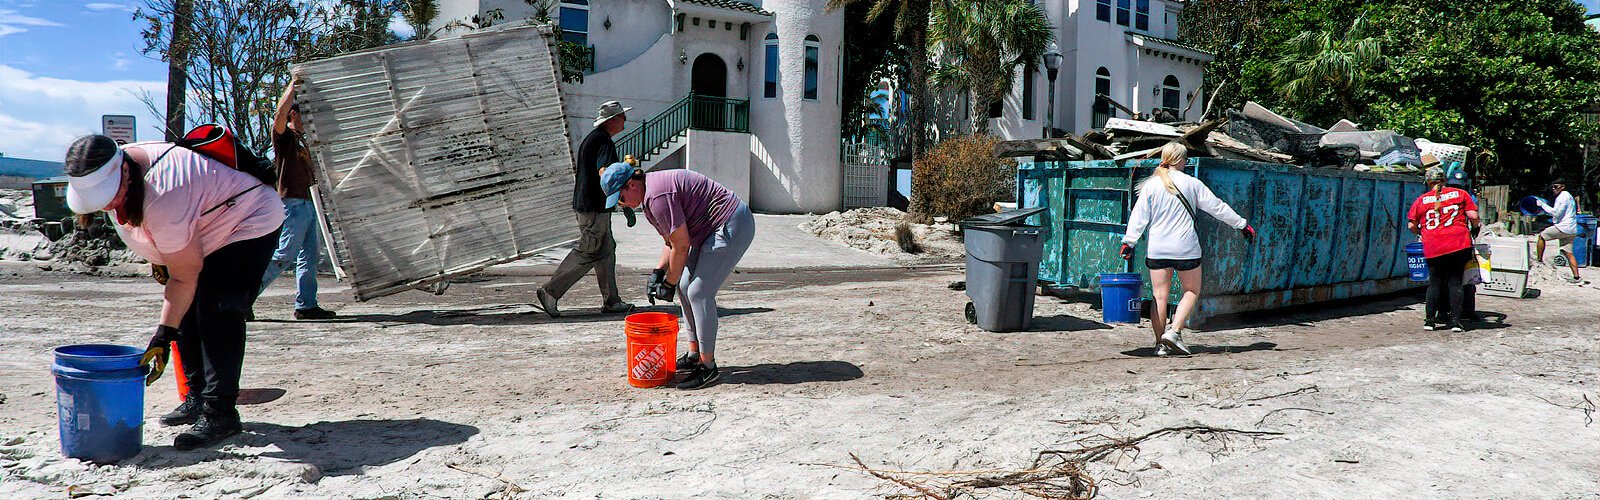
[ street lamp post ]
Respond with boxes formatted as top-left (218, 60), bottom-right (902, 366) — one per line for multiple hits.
top-left (1043, 49), bottom-right (1062, 139)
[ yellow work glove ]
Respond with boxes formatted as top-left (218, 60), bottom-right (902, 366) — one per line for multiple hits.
top-left (141, 325), bottom-right (180, 386)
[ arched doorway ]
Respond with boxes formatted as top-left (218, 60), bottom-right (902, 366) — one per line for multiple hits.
top-left (691, 53), bottom-right (727, 129)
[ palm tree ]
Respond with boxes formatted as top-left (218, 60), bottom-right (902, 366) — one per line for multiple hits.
top-left (825, 0), bottom-right (934, 159)
top-left (929, 0), bottom-right (1053, 134)
top-left (396, 0), bottom-right (439, 40)
top-left (1271, 16), bottom-right (1384, 119)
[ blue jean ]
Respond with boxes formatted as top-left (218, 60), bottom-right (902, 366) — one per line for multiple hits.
top-left (259, 198), bottom-right (321, 310)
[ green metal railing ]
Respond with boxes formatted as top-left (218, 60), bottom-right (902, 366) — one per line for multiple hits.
top-left (616, 94), bottom-right (749, 163)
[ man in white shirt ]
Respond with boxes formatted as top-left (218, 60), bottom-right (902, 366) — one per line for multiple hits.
top-left (1534, 179), bottom-right (1583, 283)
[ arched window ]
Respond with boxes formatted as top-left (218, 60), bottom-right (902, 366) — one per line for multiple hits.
top-left (804, 34), bottom-right (821, 100)
top-left (763, 33), bottom-right (779, 98)
top-left (1161, 75), bottom-right (1181, 118)
top-left (1092, 67), bottom-right (1112, 129)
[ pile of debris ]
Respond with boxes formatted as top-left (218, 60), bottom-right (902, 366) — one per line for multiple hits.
top-left (996, 101), bottom-right (1470, 176)
top-left (801, 207), bottom-right (964, 262)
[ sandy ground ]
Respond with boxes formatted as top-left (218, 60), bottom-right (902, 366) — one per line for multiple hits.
top-left (1, 215), bottom-right (1598, 499)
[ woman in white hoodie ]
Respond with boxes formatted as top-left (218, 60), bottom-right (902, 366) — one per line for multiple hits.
top-left (1120, 143), bottom-right (1255, 355)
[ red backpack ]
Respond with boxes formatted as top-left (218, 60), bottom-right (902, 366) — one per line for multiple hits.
top-left (175, 124), bottom-right (278, 186)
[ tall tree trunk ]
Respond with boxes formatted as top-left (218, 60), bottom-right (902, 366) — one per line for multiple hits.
top-left (970, 92), bottom-right (989, 134)
top-left (164, 0), bottom-right (195, 141)
top-left (905, 1), bottom-right (930, 161)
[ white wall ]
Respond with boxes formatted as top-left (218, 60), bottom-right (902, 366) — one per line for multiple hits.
top-left (987, 0), bottom-right (1211, 138)
top-left (684, 130), bottom-right (752, 201)
top-left (747, 0), bottom-right (843, 213)
top-left (587, 0), bottom-right (673, 71)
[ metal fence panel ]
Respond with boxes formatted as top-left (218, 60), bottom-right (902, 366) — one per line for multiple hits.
top-left (842, 142), bottom-right (889, 209)
top-left (295, 24), bottom-right (578, 301)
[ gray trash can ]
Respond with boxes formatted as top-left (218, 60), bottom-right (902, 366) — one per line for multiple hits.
top-left (963, 208), bottom-right (1045, 332)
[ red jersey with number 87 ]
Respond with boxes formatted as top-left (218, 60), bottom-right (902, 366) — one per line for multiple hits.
top-left (1407, 187), bottom-right (1477, 258)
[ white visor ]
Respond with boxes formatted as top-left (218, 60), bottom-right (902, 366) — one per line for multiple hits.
top-left (65, 147), bottom-right (125, 214)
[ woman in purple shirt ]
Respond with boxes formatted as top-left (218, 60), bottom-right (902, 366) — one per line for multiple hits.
top-left (605, 163), bottom-right (754, 389)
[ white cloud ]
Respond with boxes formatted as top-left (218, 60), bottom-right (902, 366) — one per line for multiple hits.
top-left (112, 53), bottom-right (131, 71)
top-left (0, 8), bottom-right (63, 37)
top-left (0, 64), bottom-right (165, 161)
top-left (84, 3), bottom-right (137, 13)
top-left (389, 11), bottom-right (416, 40)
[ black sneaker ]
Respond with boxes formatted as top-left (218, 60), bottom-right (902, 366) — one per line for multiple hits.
top-left (293, 307), bottom-right (337, 320)
top-left (159, 396), bottom-right (204, 427)
top-left (1423, 321), bottom-right (1437, 331)
top-left (174, 407), bottom-right (243, 451)
top-left (676, 352), bottom-right (701, 372)
top-left (1448, 322), bottom-right (1465, 333)
top-left (601, 301), bottom-right (634, 314)
top-left (677, 365), bottom-right (721, 390)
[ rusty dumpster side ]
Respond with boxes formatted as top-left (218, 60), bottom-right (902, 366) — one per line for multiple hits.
top-left (1018, 157), bottom-right (1427, 320)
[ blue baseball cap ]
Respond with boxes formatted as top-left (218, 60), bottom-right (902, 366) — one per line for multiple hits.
top-left (600, 161), bottom-right (635, 209)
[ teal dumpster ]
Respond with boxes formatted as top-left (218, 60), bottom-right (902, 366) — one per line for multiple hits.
top-left (1018, 158), bottom-right (1427, 321)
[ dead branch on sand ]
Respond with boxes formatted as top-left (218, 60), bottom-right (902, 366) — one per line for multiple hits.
top-left (446, 463), bottom-right (526, 499)
top-left (842, 425), bottom-right (1285, 498)
top-left (1533, 394), bottom-right (1596, 427)
top-left (1255, 407), bottom-right (1333, 427)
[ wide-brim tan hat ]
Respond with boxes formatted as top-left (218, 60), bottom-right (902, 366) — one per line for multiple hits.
top-left (593, 100), bottom-right (632, 127)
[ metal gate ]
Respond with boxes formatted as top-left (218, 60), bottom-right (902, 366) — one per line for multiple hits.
top-left (842, 142), bottom-right (889, 209)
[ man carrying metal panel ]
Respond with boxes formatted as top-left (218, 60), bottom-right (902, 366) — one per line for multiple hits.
top-left (536, 101), bottom-right (636, 317)
top-left (258, 77), bottom-right (337, 321)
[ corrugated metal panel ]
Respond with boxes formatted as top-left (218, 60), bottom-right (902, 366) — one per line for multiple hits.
top-left (1018, 158), bottom-right (1428, 320)
top-left (295, 25), bottom-right (578, 301)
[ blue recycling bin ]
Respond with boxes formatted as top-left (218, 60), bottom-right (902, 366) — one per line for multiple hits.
top-left (1575, 214), bottom-right (1597, 268)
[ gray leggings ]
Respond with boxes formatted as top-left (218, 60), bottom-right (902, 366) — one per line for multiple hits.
top-left (678, 203), bottom-right (755, 365)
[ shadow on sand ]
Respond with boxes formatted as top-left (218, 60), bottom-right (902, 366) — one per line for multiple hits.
top-left (137, 418), bottom-right (478, 473)
top-left (1120, 341), bottom-right (1281, 358)
top-left (718, 361), bottom-right (864, 385)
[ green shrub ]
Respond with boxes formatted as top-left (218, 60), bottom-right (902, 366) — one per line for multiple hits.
top-left (909, 134), bottom-right (1016, 222)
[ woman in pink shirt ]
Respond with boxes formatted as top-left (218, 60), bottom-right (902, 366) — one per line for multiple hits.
top-left (64, 135), bottom-right (283, 451)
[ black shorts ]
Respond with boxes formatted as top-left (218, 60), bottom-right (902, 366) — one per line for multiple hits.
top-left (1145, 257), bottom-right (1202, 271)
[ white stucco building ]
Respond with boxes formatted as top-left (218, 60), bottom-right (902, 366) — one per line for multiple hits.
top-left (440, 0), bottom-right (845, 214)
top-left (436, 0), bottom-right (1208, 212)
top-left (988, 0), bottom-right (1212, 140)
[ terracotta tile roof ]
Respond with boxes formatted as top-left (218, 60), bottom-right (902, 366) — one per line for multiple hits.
top-left (681, 0), bottom-right (773, 16)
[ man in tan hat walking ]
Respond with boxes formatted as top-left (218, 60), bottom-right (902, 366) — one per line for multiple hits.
top-left (535, 101), bottom-right (635, 317)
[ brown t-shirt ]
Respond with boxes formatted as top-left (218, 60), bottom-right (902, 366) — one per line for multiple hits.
top-left (272, 129), bottom-right (316, 200)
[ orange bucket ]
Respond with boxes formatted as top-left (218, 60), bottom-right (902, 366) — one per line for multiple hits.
top-left (624, 312), bottom-right (679, 388)
top-left (171, 341), bottom-right (190, 399)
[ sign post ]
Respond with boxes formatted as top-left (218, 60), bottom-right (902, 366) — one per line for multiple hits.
top-left (101, 115), bottom-right (137, 145)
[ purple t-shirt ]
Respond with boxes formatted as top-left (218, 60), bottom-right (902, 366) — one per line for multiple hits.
top-left (642, 169), bottom-right (741, 247)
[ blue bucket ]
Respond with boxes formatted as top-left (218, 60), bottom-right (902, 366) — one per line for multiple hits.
top-left (1575, 214), bottom-right (1597, 268)
top-left (1098, 273), bottom-right (1143, 324)
top-left (1519, 196), bottom-right (1548, 216)
top-left (1405, 242), bottom-right (1428, 282)
top-left (53, 345), bottom-right (146, 463)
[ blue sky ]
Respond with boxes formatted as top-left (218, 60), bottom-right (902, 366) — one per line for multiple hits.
top-left (0, 1), bottom-right (414, 162)
top-left (0, 1), bottom-right (1597, 163)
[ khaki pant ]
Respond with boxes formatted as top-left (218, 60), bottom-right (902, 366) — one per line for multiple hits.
top-left (543, 211), bottom-right (621, 304)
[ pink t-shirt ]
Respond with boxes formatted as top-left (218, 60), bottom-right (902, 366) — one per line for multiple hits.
top-left (112, 143), bottom-right (285, 264)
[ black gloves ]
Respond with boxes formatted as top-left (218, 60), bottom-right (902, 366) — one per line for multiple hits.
top-left (622, 207), bottom-right (638, 227)
top-left (652, 281), bottom-right (678, 303)
top-left (1119, 243), bottom-right (1135, 261)
top-left (646, 269), bottom-right (665, 304)
top-left (141, 325), bottom-right (180, 386)
top-left (1240, 224), bottom-right (1257, 241)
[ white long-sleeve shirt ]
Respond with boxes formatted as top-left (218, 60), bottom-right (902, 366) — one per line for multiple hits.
top-left (1121, 170), bottom-right (1248, 260)
top-left (1536, 191), bottom-right (1578, 234)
